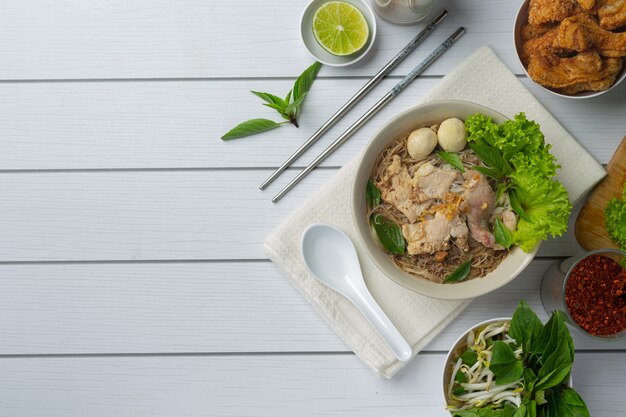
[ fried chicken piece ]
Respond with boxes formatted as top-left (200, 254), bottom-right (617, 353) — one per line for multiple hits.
top-left (558, 57), bottom-right (623, 92)
top-left (529, 0), bottom-right (577, 25)
top-left (556, 14), bottom-right (626, 57)
top-left (598, 0), bottom-right (626, 30)
top-left (528, 50), bottom-right (620, 91)
top-left (577, 0), bottom-right (596, 10)
top-left (521, 23), bottom-right (558, 41)
top-left (522, 27), bottom-right (560, 66)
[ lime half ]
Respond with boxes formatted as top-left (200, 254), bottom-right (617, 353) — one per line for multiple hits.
top-left (312, 1), bottom-right (369, 56)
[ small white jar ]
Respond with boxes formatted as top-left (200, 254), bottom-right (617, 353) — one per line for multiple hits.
top-left (370, 0), bottom-right (438, 24)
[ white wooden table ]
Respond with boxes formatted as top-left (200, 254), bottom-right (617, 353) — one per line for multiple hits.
top-left (0, 1), bottom-right (624, 416)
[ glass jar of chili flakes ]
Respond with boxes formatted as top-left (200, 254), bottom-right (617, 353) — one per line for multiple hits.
top-left (541, 248), bottom-right (626, 341)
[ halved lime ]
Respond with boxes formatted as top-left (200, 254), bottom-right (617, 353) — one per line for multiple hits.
top-left (312, 1), bottom-right (369, 56)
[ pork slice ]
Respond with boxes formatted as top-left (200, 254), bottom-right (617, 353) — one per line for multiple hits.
top-left (412, 162), bottom-right (460, 201)
top-left (378, 156), bottom-right (432, 223)
top-left (402, 211), bottom-right (469, 255)
top-left (463, 170), bottom-right (496, 247)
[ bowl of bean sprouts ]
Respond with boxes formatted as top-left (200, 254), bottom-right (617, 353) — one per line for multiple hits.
top-left (442, 317), bottom-right (572, 413)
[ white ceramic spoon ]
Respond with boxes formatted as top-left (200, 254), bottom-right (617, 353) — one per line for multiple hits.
top-left (300, 223), bottom-right (412, 362)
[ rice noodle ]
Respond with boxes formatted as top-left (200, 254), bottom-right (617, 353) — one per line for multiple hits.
top-left (368, 135), bottom-right (509, 283)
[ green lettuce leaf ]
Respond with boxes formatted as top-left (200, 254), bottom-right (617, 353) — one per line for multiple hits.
top-left (605, 183), bottom-right (626, 250)
top-left (465, 113), bottom-right (571, 252)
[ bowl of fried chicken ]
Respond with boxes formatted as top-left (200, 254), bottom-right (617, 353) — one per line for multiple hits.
top-left (514, 0), bottom-right (626, 98)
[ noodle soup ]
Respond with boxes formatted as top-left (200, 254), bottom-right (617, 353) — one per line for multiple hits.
top-left (366, 119), bottom-right (516, 284)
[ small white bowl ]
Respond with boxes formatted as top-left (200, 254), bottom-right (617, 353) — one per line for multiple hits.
top-left (300, 0), bottom-right (377, 67)
top-left (351, 100), bottom-right (538, 300)
top-left (513, 0), bottom-right (626, 99)
top-left (442, 317), bottom-right (573, 409)
top-left (442, 317), bottom-right (511, 407)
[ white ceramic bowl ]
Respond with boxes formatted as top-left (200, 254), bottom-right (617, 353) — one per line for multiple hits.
top-left (300, 0), bottom-right (377, 67)
top-left (442, 317), bottom-right (511, 407)
top-left (442, 317), bottom-right (573, 408)
top-left (513, 0), bottom-right (626, 99)
top-left (350, 100), bottom-right (538, 300)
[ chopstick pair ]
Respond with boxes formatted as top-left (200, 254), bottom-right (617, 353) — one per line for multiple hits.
top-left (259, 10), bottom-right (449, 192)
top-left (271, 26), bottom-right (466, 203)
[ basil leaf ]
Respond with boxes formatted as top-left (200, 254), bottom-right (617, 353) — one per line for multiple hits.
top-left (453, 386), bottom-right (466, 395)
top-left (451, 404), bottom-right (517, 417)
top-left (508, 189), bottom-right (531, 222)
top-left (473, 165), bottom-right (502, 180)
top-left (455, 370), bottom-right (467, 383)
top-left (509, 300), bottom-right (543, 353)
top-left (535, 390), bottom-right (546, 405)
top-left (551, 388), bottom-right (591, 417)
top-left (443, 259), bottom-right (472, 283)
top-left (366, 180), bottom-right (381, 208)
top-left (221, 118), bottom-right (281, 140)
top-left (437, 151), bottom-right (465, 172)
top-left (292, 61), bottom-right (322, 108)
top-left (284, 89), bottom-right (292, 105)
top-left (535, 341), bottom-right (572, 390)
top-left (490, 341), bottom-right (523, 385)
top-left (370, 214), bottom-right (405, 255)
top-left (526, 400), bottom-right (537, 417)
top-left (511, 404), bottom-right (525, 417)
top-left (251, 91), bottom-right (287, 112)
top-left (494, 218), bottom-right (513, 249)
top-left (461, 349), bottom-right (478, 366)
top-left (285, 94), bottom-right (307, 119)
top-left (468, 139), bottom-right (506, 173)
top-left (523, 368), bottom-right (537, 393)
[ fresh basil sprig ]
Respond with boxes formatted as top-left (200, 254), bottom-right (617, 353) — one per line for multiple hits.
top-left (221, 62), bottom-right (322, 140)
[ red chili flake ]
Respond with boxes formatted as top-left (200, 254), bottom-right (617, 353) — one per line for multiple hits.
top-left (565, 254), bottom-right (626, 336)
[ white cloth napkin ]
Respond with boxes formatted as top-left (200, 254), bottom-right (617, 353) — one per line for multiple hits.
top-left (263, 46), bottom-right (606, 378)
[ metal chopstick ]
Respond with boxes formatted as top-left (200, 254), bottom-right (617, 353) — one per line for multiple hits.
top-left (259, 9), bottom-right (448, 190)
top-left (272, 27), bottom-right (465, 203)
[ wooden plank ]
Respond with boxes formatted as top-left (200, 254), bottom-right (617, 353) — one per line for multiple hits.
top-left (2, 260), bottom-right (623, 355)
top-left (0, 170), bottom-right (585, 261)
top-left (0, 353), bottom-right (623, 417)
top-left (0, 78), bottom-right (624, 170)
top-left (0, 0), bottom-right (522, 80)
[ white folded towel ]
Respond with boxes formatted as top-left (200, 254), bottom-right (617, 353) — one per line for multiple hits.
top-left (263, 46), bottom-right (605, 378)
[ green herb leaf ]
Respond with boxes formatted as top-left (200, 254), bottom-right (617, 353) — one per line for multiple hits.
top-left (511, 403), bottom-right (525, 417)
top-left (549, 388), bottom-right (591, 417)
top-left (251, 91), bottom-right (287, 112)
top-left (508, 189), bottom-right (530, 222)
top-left (443, 259), bottom-right (472, 283)
top-left (535, 390), bottom-right (546, 405)
top-left (523, 368), bottom-right (537, 393)
top-left (494, 218), bottom-right (513, 249)
top-left (221, 118), bottom-right (282, 141)
top-left (292, 61), bottom-right (322, 106)
top-left (451, 404), bottom-right (517, 417)
top-left (526, 400), bottom-right (537, 417)
top-left (437, 151), bottom-right (465, 172)
top-left (453, 386), bottom-right (466, 395)
top-left (468, 139), bottom-right (507, 175)
top-left (461, 349), bottom-right (478, 366)
top-left (369, 214), bottom-right (405, 255)
top-left (509, 301), bottom-right (543, 354)
top-left (490, 341), bottom-right (524, 385)
top-left (455, 370), bottom-right (467, 383)
top-left (366, 179), bottom-right (381, 208)
top-left (473, 165), bottom-right (502, 180)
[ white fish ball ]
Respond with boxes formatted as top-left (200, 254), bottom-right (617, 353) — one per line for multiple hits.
top-left (437, 118), bottom-right (467, 152)
top-left (407, 128), bottom-right (438, 159)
